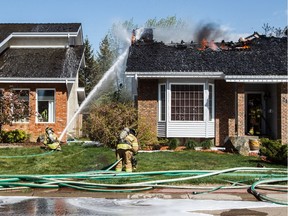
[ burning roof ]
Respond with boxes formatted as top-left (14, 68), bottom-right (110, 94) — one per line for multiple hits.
top-left (126, 32), bottom-right (287, 76)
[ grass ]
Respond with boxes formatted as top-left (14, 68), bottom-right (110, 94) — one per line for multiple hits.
top-left (0, 143), bottom-right (286, 185)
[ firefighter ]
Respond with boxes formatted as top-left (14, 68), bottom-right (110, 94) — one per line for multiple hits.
top-left (115, 127), bottom-right (139, 172)
top-left (126, 128), bottom-right (139, 171)
top-left (43, 127), bottom-right (61, 151)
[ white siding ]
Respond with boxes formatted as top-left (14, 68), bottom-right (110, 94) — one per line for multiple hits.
top-left (157, 121), bottom-right (166, 137)
top-left (167, 121), bottom-right (214, 138)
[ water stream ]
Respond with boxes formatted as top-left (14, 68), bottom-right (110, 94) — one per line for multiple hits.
top-left (59, 47), bottom-right (129, 141)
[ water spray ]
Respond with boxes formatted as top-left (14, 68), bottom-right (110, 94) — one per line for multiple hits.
top-left (59, 48), bottom-right (129, 142)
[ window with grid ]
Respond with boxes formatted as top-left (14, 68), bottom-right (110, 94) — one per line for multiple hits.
top-left (171, 84), bottom-right (204, 121)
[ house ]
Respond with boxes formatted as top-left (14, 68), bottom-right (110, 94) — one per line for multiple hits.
top-left (0, 23), bottom-right (85, 142)
top-left (126, 30), bottom-right (288, 145)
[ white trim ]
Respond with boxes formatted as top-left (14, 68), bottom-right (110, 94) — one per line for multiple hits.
top-left (0, 78), bottom-right (75, 83)
top-left (36, 88), bottom-right (56, 123)
top-left (10, 45), bottom-right (67, 48)
top-left (126, 71), bottom-right (224, 78)
top-left (225, 75), bottom-right (288, 83)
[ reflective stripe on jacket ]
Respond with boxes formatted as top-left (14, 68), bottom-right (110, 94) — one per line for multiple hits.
top-left (117, 143), bottom-right (132, 150)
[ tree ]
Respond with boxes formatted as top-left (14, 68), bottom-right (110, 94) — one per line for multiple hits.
top-left (145, 15), bottom-right (186, 28)
top-left (79, 37), bottom-right (97, 94)
top-left (0, 89), bottom-right (31, 133)
top-left (262, 23), bottom-right (287, 37)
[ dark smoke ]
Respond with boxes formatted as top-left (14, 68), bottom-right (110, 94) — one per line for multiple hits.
top-left (194, 22), bottom-right (226, 42)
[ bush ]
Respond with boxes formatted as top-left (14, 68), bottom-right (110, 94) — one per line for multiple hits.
top-left (200, 139), bottom-right (213, 150)
top-left (1, 129), bottom-right (29, 143)
top-left (83, 101), bottom-right (137, 148)
top-left (137, 115), bottom-right (159, 149)
top-left (168, 138), bottom-right (180, 150)
top-left (259, 138), bottom-right (287, 165)
top-left (185, 139), bottom-right (198, 150)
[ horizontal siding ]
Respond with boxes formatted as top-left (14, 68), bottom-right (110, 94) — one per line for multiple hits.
top-left (157, 121), bottom-right (166, 137)
top-left (167, 121), bottom-right (215, 138)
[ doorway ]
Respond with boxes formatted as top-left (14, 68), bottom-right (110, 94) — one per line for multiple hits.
top-left (246, 93), bottom-right (265, 136)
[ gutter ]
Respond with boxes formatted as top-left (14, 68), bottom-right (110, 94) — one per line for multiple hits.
top-left (0, 77), bottom-right (76, 84)
top-left (125, 71), bottom-right (225, 79)
top-left (225, 75), bottom-right (288, 83)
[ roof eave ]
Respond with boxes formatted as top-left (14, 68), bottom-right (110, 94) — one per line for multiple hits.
top-left (125, 71), bottom-right (225, 79)
top-left (225, 75), bottom-right (288, 83)
top-left (0, 77), bottom-right (76, 83)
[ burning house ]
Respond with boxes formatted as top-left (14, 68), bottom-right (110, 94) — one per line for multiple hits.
top-left (126, 28), bottom-right (288, 145)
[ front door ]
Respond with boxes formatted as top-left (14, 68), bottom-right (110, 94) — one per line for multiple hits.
top-left (246, 93), bottom-right (264, 135)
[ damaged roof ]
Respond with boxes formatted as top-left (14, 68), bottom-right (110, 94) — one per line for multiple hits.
top-left (0, 23), bottom-right (81, 43)
top-left (126, 36), bottom-right (287, 76)
top-left (0, 46), bottom-right (84, 79)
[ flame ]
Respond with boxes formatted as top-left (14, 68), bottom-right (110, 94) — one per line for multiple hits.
top-left (198, 38), bottom-right (208, 50)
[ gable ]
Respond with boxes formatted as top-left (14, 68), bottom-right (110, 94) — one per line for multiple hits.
top-left (0, 23), bottom-right (81, 43)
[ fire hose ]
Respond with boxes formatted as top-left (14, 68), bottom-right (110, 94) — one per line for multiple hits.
top-left (0, 167), bottom-right (286, 205)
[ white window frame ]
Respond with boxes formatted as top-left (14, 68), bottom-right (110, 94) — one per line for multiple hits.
top-left (158, 83), bottom-right (166, 122)
top-left (12, 88), bottom-right (30, 123)
top-left (36, 88), bottom-right (55, 123)
top-left (170, 83), bottom-right (205, 122)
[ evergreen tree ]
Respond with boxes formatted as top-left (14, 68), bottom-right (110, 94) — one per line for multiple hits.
top-left (95, 35), bottom-right (115, 82)
top-left (79, 37), bottom-right (97, 94)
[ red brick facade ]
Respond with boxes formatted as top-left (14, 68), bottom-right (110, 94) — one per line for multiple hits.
top-left (279, 82), bottom-right (288, 144)
top-left (137, 79), bottom-right (158, 135)
top-left (215, 80), bottom-right (236, 145)
top-left (137, 79), bottom-right (288, 146)
top-left (2, 83), bottom-right (67, 141)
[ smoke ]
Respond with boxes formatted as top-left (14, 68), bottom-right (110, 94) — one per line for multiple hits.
top-left (142, 21), bottom-right (246, 43)
top-left (194, 22), bottom-right (227, 42)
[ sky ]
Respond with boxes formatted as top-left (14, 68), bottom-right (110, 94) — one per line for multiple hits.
top-left (1, 0), bottom-right (287, 52)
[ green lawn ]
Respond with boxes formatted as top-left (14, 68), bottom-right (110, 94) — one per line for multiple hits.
top-left (0, 143), bottom-right (286, 174)
top-left (0, 143), bottom-right (286, 195)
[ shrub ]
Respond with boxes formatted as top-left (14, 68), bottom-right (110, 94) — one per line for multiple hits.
top-left (168, 138), bottom-right (180, 150)
top-left (137, 115), bottom-right (159, 149)
top-left (200, 139), bottom-right (213, 150)
top-left (259, 138), bottom-right (287, 165)
top-left (185, 139), bottom-right (198, 150)
top-left (1, 129), bottom-right (29, 143)
top-left (83, 101), bottom-right (137, 148)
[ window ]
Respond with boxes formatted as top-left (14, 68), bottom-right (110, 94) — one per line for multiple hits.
top-left (208, 84), bottom-right (214, 121)
top-left (37, 89), bottom-right (55, 123)
top-left (171, 84), bottom-right (204, 121)
top-left (13, 89), bottom-right (30, 122)
top-left (159, 84), bottom-right (166, 121)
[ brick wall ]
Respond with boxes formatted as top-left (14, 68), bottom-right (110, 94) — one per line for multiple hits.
top-left (1, 83), bottom-right (67, 142)
top-left (237, 83), bottom-right (245, 136)
top-left (137, 79), bottom-right (158, 135)
top-left (215, 80), bottom-right (236, 146)
top-left (278, 82), bottom-right (288, 144)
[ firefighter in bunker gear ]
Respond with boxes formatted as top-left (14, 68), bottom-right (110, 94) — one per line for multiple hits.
top-left (115, 128), bottom-right (139, 172)
top-left (43, 127), bottom-right (61, 151)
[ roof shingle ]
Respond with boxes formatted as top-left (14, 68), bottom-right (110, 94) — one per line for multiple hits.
top-left (126, 36), bottom-right (287, 76)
